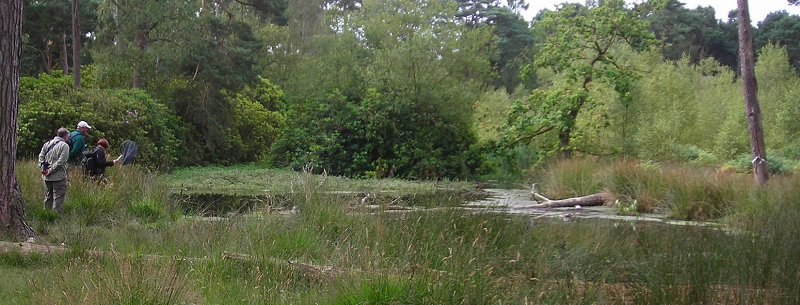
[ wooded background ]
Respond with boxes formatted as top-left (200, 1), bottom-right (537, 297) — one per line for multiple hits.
top-left (16, 0), bottom-right (800, 179)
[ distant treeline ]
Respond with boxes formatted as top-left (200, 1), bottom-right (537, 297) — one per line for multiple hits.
top-left (17, 0), bottom-right (800, 178)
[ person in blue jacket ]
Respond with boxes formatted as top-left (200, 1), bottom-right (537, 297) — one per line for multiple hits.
top-left (68, 120), bottom-right (92, 165)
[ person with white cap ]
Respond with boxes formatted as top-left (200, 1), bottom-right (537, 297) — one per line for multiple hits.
top-left (68, 120), bottom-right (92, 164)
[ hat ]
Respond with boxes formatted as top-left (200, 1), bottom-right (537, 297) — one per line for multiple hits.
top-left (77, 121), bottom-right (92, 129)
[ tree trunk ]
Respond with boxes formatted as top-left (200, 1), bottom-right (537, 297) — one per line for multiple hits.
top-left (71, 0), bottom-right (81, 88)
top-left (737, 0), bottom-right (769, 185)
top-left (40, 45), bottom-right (51, 73)
top-left (558, 129), bottom-right (572, 159)
top-left (61, 31), bottom-right (69, 75)
top-left (557, 77), bottom-right (593, 159)
top-left (0, 0), bottom-right (35, 240)
top-left (131, 28), bottom-right (149, 88)
top-left (557, 104), bottom-right (580, 159)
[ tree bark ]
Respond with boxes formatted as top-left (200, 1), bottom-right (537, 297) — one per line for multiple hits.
top-left (71, 0), bottom-right (81, 88)
top-left (737, 0), bottom-right (769, 185)
top-left (0, 0), bottom-right (35, 240)
top-left (558, 105), bottom-right (580, 159)
top-left (61, 31), bottom-right (69, 75)
top-left (131, 28), bottom-right (149, 88)
top-left (40, 46), bottom-right (52, 73)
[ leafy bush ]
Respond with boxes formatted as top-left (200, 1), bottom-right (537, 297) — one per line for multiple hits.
top-left (18, 73), bottom-right (80, 158)
top-left (222, 77), bottom-right (286, 163)
top-left (18, 72), bottom-right (184, 169)
top-left (271, 1), bottom-right (489, 179)
top-left (271, 90), bottom-right (481, 179)
top-left (724, 153), bottom-right (791, 174)
top-left (677, 144), bottom-right (718, 165)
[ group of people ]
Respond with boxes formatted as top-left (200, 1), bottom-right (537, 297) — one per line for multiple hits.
top-left (37, 121), bottom-right (119, 213)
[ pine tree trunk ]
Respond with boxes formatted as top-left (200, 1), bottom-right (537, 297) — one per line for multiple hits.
top-left (737, 0), bottom-right (769, 185)
top-left (132, 28), bottom-right (149, 88)
top-left (71, 0), bottom-right (81, 88)
top-left (61, 31), bottom-right (69, 75)
top-left (0, 0), bottom-right (35, 240)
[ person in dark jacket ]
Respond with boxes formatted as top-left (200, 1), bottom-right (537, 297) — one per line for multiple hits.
top-left (86, 138), bottom-right (118, 179)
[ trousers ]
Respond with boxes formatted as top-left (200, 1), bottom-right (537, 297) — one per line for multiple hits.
top-left (44, 179), bottom-right (67, 213)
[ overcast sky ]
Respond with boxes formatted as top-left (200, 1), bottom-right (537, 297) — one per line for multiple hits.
top-left (521, 0), bottom-right (800, 25)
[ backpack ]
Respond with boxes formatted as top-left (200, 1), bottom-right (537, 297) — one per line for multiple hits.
top-left (83, 148), bottom-right (99, 175)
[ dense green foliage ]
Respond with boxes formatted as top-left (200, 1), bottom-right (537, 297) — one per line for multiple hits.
top-left (21, 0), bottom-right (98, 76)
top-left (222, 77), bottom-right (286, 163)
top-left (756, 11), bottom-right (800, 72)
top-left (272, 90), bottom-right (483, 178)
top-left (271, 0), bottom-right (491, 178)
top-left (503, 0), bottom-right (656, 157)
top-left (632, 44), bottom-right (800, 163)
top-left (15, 0), bottom-right (800, 177)
top-left (18, 72), bottom-right (184, 168)
top-left (643, 0), bottom-right (739, 68)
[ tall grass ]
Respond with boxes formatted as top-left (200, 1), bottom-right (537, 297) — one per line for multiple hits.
top-left (4, 160), bottom-right (800, 304)
top-left (28, 254), bottom-right (197, 304)
top-left (532, 158), bottom-right (793, 220)
top-left (16, 160), bottom-right (176, 244)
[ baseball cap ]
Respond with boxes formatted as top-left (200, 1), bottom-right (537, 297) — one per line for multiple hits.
top-left (77, 121), bottom-right (92, 129)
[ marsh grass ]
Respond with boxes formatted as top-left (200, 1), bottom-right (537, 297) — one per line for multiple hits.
top-left (28, 254), bottom-right (198, 305)
top-left (16, 160), bottom-right (176, 243)
top-left (533, 158), bottom-right (791, 220)
top-left (162, 165), bottom-right (474, 196)
top-left (5, 160), bottom-right (800, 304)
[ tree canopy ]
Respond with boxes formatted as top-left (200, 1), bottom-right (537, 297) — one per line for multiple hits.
top-left (12, 0), bottom-right (800, 178)
top-left (504, 0), bottom-right (656, 157)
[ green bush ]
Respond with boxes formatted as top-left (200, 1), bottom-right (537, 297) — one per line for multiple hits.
top-left (18, 72), bottom-right (185, 169)
top-left (724, 153), bottom-right (791, 174)
top-left (677, 145), bottom-right (718, 164)
top-left (222, 77), bottom-right (286, 163)
top-left (271, 90), bottom-right (481, 179)
top-left (18, 73), bottom-right (80, 158)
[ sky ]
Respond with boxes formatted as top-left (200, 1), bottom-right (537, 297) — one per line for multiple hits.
top-left (521, 0), bottom-right (800, 25)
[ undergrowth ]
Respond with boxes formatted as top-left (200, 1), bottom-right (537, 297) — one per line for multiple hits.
top-left (3, 160), bottom-right (799, 304)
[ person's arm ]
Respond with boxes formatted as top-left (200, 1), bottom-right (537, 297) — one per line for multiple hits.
top-left (68, 134), bottom-right (84, 160)
top-left (97, 149), bottom-right (114, 168)
top-left (38, 141), bottom-right (48, 164)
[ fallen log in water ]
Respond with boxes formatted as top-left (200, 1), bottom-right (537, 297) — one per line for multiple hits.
top-left (525, 191), bottom-right (611, 209)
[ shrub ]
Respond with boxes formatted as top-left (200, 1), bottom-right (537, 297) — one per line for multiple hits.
top-left (677, 144), bottom-right (718, 165)
top-left (724, 153), bottom-right (791, 174)
top-left (271, 90), bottom-right (481, 179)
top-left (18, 72), bottom-right (185, 169)
top-left (222, 77), bottom-right (286, 163)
